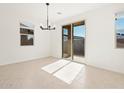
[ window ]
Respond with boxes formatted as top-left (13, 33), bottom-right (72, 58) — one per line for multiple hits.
top-left (115, 13), bottom-right (124, 48)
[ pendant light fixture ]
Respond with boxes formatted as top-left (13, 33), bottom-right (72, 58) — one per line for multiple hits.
top-left (40, 3), bottom-right (55, 30)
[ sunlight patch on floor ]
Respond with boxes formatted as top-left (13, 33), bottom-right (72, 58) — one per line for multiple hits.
top-left (41, 59), bottom-right (70, 74)
top-left (41, 59), bottom-right (84, 84)
top-left (53, 62), bottom-right (84, 84)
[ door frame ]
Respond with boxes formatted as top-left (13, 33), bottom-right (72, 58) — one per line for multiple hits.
top-left (61, 20), bottom-right (87, 63)
top-left (62, 24), bottom-right (73, 60)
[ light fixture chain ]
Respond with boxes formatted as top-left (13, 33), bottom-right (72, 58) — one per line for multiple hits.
top-left (40, 3), bottom-right (55, 30)
top-left (47, 3), bottom-right (49, 28)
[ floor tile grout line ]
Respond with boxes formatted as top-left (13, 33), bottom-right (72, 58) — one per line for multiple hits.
top-left (51, 61), bottom-right (72, 74)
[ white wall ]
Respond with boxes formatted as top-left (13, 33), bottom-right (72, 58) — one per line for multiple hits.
top-left (0, 4), bottom-right (51, 65)
top-left (1, 3), bottom-right (124, 74)
top-left (51, 4), bottom-right (124, 74)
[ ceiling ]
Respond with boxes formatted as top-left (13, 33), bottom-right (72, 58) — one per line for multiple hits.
top-left (0, 3), bottom-right (111, 24)
top-left (40, 3), bottom-right (111, 23)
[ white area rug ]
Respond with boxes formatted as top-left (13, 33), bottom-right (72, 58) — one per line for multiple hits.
top-left (41, 59), bottom-right (70, 74)
top-left (53, 62), bottom-right (84, 84)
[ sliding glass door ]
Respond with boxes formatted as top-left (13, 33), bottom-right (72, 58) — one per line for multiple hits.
top-left (72, 21), bottom-right (86, 62)
top-left (62, 21), bottom-right (86, 62)
top-left (62, 24), bottom-right (72, 60)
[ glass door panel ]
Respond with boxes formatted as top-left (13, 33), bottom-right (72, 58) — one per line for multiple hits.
top-left (72, 21), bottom-right (86, 61)
top-left (62, 24), bottom-right (72, 60)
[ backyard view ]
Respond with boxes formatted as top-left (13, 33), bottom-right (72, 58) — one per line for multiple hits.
top-left (73, 24), bottom-right (86, 57)
top-left (116, 17), bottom-right (124, 48)
top-left (62, 21), bottom-right (86, 59)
